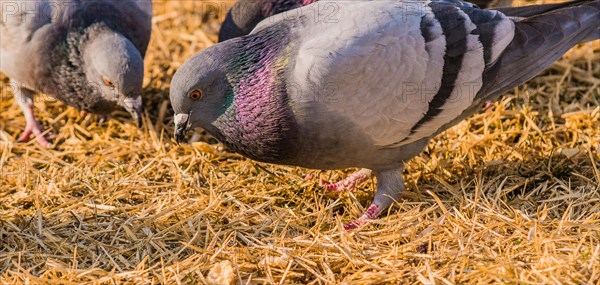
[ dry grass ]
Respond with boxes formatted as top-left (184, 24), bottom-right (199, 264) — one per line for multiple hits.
top-left (1, 0), bottom-right (599, 284)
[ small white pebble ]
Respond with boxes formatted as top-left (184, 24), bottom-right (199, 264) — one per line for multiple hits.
top-left (207, 260), bottom-right (235, 285)
top-left (258, 253), bottom-right (289, 269)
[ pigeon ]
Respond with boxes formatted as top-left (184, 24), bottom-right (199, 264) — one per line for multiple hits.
top-left (171, 0), bottom-right (600, 230)
top-left (218, 0), bottom-right (514, 42)
top-left (219, 0), bottom-right (598, 193)
top-left (0, 0), bottom-right (152, 147)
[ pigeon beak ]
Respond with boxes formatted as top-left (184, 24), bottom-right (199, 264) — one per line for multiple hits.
top-left (123, 96), bottom-right (143, 127)
top-left (174, 113), bottom-right (191, 144)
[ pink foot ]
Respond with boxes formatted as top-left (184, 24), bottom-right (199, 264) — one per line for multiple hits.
top-left (344, 203), bottom-right (382, 230)
top-left (17, 123), bottom-right (52, 148)
top-left (320, 169), bottom-right (372, 193)
top-left (13, 85), bottom-right (53, 147)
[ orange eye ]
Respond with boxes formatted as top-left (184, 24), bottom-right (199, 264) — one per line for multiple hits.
top-left (189, 90), bottom-right (202, 101)
top-left (102, 76), bottom-right (114, 87)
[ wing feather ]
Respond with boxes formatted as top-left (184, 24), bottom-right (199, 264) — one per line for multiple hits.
top-left (285, 1), bottom-right (515, 147)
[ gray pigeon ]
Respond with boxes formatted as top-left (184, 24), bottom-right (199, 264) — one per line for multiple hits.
top-left (218, 0), bottom-right (595, 193)
top-left (172, 0), bottom-right (600, 230)
top-left (0, 0), bottom-right (152, 147)
top-left (218, 0), bottom-right (514, 42)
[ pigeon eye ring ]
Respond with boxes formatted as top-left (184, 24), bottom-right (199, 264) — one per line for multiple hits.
top-left (189, 90), bottom-right (202, 101)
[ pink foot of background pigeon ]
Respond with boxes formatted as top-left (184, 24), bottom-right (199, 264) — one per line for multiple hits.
top-left (17, 120), bottom-right (52, 148)
top-left (17, 104), bottom-right (52, 148)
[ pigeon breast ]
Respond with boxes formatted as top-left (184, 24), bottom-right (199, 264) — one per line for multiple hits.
top-left (211, 24), bottom-right (301, 164)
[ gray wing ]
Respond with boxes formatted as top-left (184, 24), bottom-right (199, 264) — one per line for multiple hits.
top-left (0, 0), bottom-right (56, 82)
top-left (285, 0), bottom-right (598, 148)
top-left (287, 0), bottom-right (515, 147)
top-left (105, 0), bottom-right (152, 56)
top-left (76, 0), bottom-right (152, 56)
top-left (495, 0), bottom-right (589, 18)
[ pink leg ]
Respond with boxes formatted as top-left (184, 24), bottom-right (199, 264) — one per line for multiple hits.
top-left (343, 167), bottom-right (405, 230)
top-left (13, 82), bottom-right (52, 148)
top-left (320, 168), bottom-right (373, 193)
top-left (17, 104), bottom-right (52, 148)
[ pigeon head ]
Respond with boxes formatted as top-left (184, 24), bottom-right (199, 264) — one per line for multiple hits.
top-left (172, 26), bottom-right (298, 163)
top-left (81, 27), bottom-right (144, 126)
top-left (170, 43), bottom-right (232, 143)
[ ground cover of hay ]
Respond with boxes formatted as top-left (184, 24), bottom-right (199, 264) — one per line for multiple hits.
top-left (0, 1), bottom-right (599, 284)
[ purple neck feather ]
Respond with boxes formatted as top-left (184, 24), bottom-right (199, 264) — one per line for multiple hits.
top-left (212, 25), bottom-right (299, 163)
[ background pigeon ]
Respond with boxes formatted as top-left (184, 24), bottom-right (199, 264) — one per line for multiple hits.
top-left (218, 0), bottom-right (514, 42)
top-left (0, 0), bottom-right (152, 147)
top-left (172, 0), bottom-right (600, 229)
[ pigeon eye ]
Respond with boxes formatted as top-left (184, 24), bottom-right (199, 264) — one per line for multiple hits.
top-left (102, 76), bottom-right (115, 87)
top-left (189, 90), bottom-right (202, 101)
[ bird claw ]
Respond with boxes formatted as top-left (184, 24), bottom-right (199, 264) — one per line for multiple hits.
top-left (343, 220), bottom-right (366, 230)
top-left (320, 178), bottom-right (358, 193)
top-left (319, 169), bottom-right (373, 194)
top-left (343, 203), bottom-right (382, 230)
top-left (17, 125), bottom-right (53, 148)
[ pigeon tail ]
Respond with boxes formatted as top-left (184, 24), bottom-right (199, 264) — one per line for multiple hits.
top-left (477, 0), bottom-right (600, 102)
